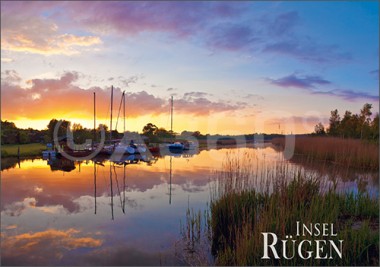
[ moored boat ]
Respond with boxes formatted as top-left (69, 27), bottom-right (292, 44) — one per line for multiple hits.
top-left (183, 141), bottom-right (196, 150)
top-left (168, 142), bottom-right (184, 151)
top-left (148, 145), bottom-right (160, 154)
top-left (42, 150), bottom-right (56, 158)
top-left (165, 96), bottom-right (184, 153)
top-left (42, 143), bottom-right (57, 158)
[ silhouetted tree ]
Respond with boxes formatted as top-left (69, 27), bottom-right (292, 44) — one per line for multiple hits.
top-left (1, 121), bottom-right (18, 144)
top-left (156, 127), bottom-right (173, 139)
top-left (359, 103), bottom-right (372, 139)
top-left (142, 123), bottom-right (158, 137)
top-left (192, 131), bottom-right (202, 138)
top-left (314, 122), bottom-right (326, 136)
top-left (327, 109), bottom-right (341, 136)
top-left (47, 119), bottom-right (70, 142)
top-left (71, 123), bottom-right (93, 144)
top-left (370, 113), bottom-right (379, 141)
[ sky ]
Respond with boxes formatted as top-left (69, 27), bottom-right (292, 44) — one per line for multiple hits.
top-left (1, 1), bottom-right (379, 135)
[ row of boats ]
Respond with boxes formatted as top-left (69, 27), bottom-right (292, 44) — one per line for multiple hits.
top-left (42, 86), bottom-right (196, 159)
top-left (42, 140), bottom-right (197, 159)
top-left (100, 139), bottom-right (196, 155)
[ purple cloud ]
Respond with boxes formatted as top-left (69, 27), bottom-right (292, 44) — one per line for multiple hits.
top-left (312, 89), bottom-right (379, 102)
top-left (268, 74), bottom-right (331, 89)
top-left (268, 73), bottom-right (378, 102)
top-left (183, 91), bottom-right (209, 99)
top-left (174, 95), bottom-right (242, 116)
top-left (206, 23), bottom-right (256, 51)
top-left (57, 1), bottom-right (246, 39)
top-left (263, 39), bottom-right (352, 63)
top-left (1, 70), bottom-right (22, 84)
top-left (118, 75), bottom-right (141, 88)
top-left (268, 11), bottom-right (299, 36)
top-left (205, 11), bottom-right (299, 52)
top-left (2, 1), bottom-right (355, 66)
top-left (211, 2), bottom-right (247, 18)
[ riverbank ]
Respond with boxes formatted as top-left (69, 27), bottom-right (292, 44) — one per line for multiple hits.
top-left (210, 178), bottom-right (378, 265)
top-left (1, 143), bottom-right (46, 158)
top-left (271, 136), bottom-right (379, 171)
top-left (179, 151), bottom-right (379, 266)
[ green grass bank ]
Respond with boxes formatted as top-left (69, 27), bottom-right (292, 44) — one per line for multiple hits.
top-left (1, 143), bottom-right (46, 158)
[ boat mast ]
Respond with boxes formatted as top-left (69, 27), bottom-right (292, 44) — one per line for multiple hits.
top-left (122, 163), bottom-right (126, 213)
top-left (93, 92), bottom-right (96, 149)
top-left (123, 91), bottom-right (125, 133)
top-left (169, 156), bottom-right (172, 205)
top-left (171, 96), bottom-right (173, 143)
top-left (94, 162), bottom-right (97, 214)
top-left (110, 163), bottom-right (114, 220)
top-left (110, 85), bottom-right (113, 142)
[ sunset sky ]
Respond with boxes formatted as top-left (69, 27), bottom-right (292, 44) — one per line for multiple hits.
top-left (1, 1), bottom-right (378, 134)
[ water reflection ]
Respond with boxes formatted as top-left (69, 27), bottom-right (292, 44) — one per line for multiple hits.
top-left (279, 153), bottom-right (379, 197)
top-left (1, 145), bottom-right (378, 265)
top-left (91, 153), bottom-right (178, 220)
top-left (1, 157), bottom-right (27, 171)
top-left (49, 157), bottom-right (76, 172)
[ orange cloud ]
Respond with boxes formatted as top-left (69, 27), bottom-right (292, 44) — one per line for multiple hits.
top-left (1, 71), bottom-right (166, 123)
top-left (1, 71), bottom-right (242, 128)
top-left (2, 71), bottom-right (115, 121)
top-left (1, 8), bottom-right (101, 55)
top-left (2, 33), bottom-right (101, 55)
top-left (1, 229), bottom-right (102, 265)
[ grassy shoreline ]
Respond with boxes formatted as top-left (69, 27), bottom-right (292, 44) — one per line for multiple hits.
top-left (272, 136), bottom-right (379, 171)
top-left (1, 143), bottom-right (46, 158)
top-left (210, 179), bottom-right (378, 266)
top-left (179, 150), bottom-right (379, 266)
top-left (208, 152), bottom-right (379, 266)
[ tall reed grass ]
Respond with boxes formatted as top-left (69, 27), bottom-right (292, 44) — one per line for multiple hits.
top-left (177, 201), bottom-right (213, 266)
top-left (208, 151), bottom-right (379, 266)
top-left (271, 136), bottom-right (379, 171)
top-left (179, 150), bottom-right (379, 266)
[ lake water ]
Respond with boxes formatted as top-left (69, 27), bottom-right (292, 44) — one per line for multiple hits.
top-left (1, 145), bottom-right (378, 265)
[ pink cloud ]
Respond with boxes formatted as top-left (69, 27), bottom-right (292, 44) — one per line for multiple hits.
top-left (1, 71), bottom-right (162, 120)
top-left (1, 1), bottom-right (246, 48)
top-left (174, 97), bottom-right (241, 116)
top-left (1, 2), bottom-right (101, 55)
top-left (1, 70), bottom-right (242, 122)
top-left (268, 73), bottom-right (331, 89)
top-left (1, 228), bottom-right (102, 265)
top-left (60, 2), bottom-right (242, 37)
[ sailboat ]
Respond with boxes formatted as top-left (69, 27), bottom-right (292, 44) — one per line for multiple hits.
top-left (102, 86), bottom-right (136, 155)
top-left (167, 96), bottom-right (184, 152)
top-left (54, 92), bottom-right (97, 158)
top-left (114, 91), bottom-right (147, 155)
top-left (112, 91), bottom-right (135, 155)
top-left (101, 85), bottom-right (116, 155)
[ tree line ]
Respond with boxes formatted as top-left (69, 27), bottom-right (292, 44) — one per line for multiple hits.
top-left (1, 119), bottom-right (194, 145)
top-left (3, 103), bottom-right (377, 146)
top-left (1, 118), bottom-right (251, 145)
top-left (314, 103), bottom-right (379, 141)
top-left (1, 119), bottom-right (104, 145)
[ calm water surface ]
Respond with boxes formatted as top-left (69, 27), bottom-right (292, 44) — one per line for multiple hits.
top-left (1, 145), bottom-right (378, 265)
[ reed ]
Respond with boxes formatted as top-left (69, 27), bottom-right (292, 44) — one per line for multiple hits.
top-left (177, 202), bottom-right (213, 266)
top-left (207, 151), bottom-right (379, 266)
top-left (272, 136), bottom-right (379, 171)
